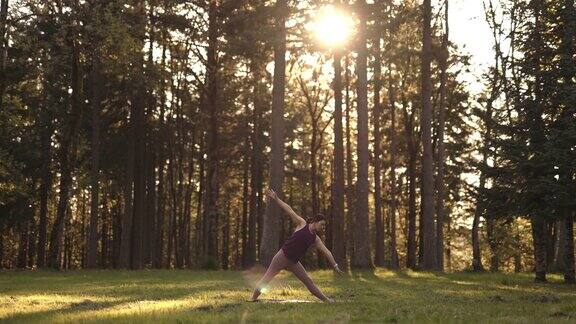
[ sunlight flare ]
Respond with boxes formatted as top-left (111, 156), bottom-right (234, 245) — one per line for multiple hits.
top-left (309, 6), bottom-right (354, 48)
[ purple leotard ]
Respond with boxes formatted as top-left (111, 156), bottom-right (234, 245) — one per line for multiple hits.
top-left (281, 224), bottom-right (316, 263)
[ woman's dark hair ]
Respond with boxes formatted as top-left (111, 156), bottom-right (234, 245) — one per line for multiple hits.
top-left (307, 213), bottom-right (325, 224)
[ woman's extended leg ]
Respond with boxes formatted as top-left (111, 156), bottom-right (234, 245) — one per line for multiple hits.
top-left (288, 262), bottom-right (331, 302)
top-left (251, 250), bottom-right (288, 301)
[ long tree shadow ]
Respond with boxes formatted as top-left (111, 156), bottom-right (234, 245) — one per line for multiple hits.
top-left (3, 299), bottom-right (127, 323)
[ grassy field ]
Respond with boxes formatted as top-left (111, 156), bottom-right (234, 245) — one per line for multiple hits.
top-left (1, 268), bottom-right (575, 323)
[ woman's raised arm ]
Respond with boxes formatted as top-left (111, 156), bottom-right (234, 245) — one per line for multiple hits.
top-left (265, 188), bottom-right (306, 226)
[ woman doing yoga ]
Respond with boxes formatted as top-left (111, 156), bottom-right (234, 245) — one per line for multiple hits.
top-left (251, 188), bottom-right (344, 303)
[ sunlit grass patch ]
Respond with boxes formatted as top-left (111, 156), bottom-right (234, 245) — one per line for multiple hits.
top-left (0, 293), bottom-right (121, 320)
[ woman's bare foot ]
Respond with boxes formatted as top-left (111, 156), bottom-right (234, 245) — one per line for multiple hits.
top-left (250, 289), bottom-right (262, 302)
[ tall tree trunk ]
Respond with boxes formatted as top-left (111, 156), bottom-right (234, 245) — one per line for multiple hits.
top-left (37, 93), bottom-right (52, 268)
top-left (154, 155), bottom-right (165, 268)
top-left (471, 201), bottom-right (485, 271)
top-left (532, 217), bottom-right (548, 281)
top-left (80, 189), bottom-right (87, 267)
top-left (143, 137), bottom-right (155, 268)
top-left (372, 36), bottom-right (385, 268)
top-left (528, 0), bottom-right (547, 282)
top-left (168, 134), bottom-right (178, 267)
top-left (153, 40), bottom-right (168, 269)
top-left (101, 214), bottom-right (109, 268)
top-left (203, 0), bottom-right (220, 266)
top-left (446, 214), bottom-right (453, 269)
top-left (131, 91), bottom-right (146, 270)
top-left (166, 178), bottom-right (175, 268)
top-left (558, 0), bottom-right (575, 284)
top-left (64, 211), bottom-right (71, 269)
top-left (183, 126), bottom-right (196, 268)
top-left (87, 61), bottom-right (102, 268)
top-left (47, 40), bottom-right (83, 269)
top-left (344, 54), bottom-right (355, 266)
top-left (0, 0), bottom-right (8, 107)
top-left (311, 127), bottom-right (319, 220)
top-left (309, 110), bottom-right (324, 269)
top-left (27, 215), bottom-right (36, 267)
top-left (241, 132), bottom-right (250, 267)
top-left (130, 0), bottom-right (148, 270)
top-left (194, 133), bottom-right (205, 265)
top-left (352, 0), bottom-right (372, 269)
top-left (472, 90), bottom-right (491, 272)
top-left (435, 0), bottom-right (449, 272)
top-left (260, 0), bottom-right (287, 267)
top-left (222, 202), bottom-right (230, 269)
top-left (247, 57), bottom-right (263, 267)
top-left (546, 221), bottom-right (556, 268)
top-left (486, 219), bottom-right (499, 271)
top-left (235, 210), bottom-right (241, 268)
top-left (418, 188), bottom-right (424, 267)
top-left (146, 148), bottom-right (157, 267)
top-left (120, 103), bottom-right (135, 269)
top-left (420, 0), bottom-right (437, 270)
top-left (562, 213), bottom-right (575, 283)
top-left (181, 156), bottom-right (191, 268)
top-left (554, 219), bottom-right (566, 270)
top-left (175, 111), bottom-right (185, 268)
top-left (17, 219), bottom-right (30, 268)
top-left (331, 50), bottom-right (346, 269)
top-left (403, 94), bottom-right (417, 270)
top-left (143, 0), bottom-right (157, 269)
top-left (310, 123), bottom-right (325, 268)
top-left (100, 190), bottom-right (108, 268)
top-left (112, 195), bottom-right (122, 268)
top-left (173, 106), bottom-right (184, 269)
top-left (388, 68), bottom-right (399, 269)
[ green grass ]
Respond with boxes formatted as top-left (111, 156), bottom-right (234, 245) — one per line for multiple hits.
top-left (1, 269), bottom-right (575, 323)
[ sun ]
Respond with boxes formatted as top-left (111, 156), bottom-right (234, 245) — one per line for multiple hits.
top-left (309, 6), bottom-right (354, 48)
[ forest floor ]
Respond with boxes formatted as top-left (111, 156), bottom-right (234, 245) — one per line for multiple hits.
top-left (1, 268), bottom-right (575, 323)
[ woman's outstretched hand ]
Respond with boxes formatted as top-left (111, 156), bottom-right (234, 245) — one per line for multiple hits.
top-left (265, 187), bottom-right (278, 203)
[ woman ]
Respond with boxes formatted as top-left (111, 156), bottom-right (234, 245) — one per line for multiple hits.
top-left (251, 188), bottom-right (344, 303)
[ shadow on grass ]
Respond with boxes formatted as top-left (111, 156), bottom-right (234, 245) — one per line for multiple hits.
top-left (3, 299), bottom-right (127, 322)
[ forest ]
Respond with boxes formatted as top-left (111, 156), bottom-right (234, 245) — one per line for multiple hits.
top-left (0, 0), bottom-right (574, 288)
